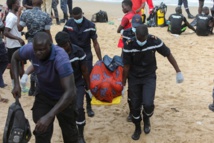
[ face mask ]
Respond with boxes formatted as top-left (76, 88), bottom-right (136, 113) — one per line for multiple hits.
top-left (74, 17), bottom-right (83, 24)
top-left (132, 27), bottom-right (136, 33)
top-left (136, 39), bottom-right (147, 46)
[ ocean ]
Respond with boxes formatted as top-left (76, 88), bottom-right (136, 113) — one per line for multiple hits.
top-left (76, 0), bottom-right (213, 7)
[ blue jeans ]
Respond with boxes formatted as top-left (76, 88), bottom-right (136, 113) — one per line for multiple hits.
top-left (60, 0), bottom-right (72, 15)
top-left (60, 0), bottom-right (68, 14)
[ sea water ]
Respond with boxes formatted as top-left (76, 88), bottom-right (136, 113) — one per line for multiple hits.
top-left (76, 0), bottom-right (213, 7)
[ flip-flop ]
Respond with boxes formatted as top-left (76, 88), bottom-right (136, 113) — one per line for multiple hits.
top-left (0, 98), bottom-right (9, 103)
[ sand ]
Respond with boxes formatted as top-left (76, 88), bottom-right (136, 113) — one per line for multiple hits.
top-left (0, 0), bottom-right (214, 143)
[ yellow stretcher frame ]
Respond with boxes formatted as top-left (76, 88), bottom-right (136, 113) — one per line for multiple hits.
top-left (91, 96), bottom-right (122, 105)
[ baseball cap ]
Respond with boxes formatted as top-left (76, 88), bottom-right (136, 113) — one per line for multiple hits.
top-left (131, 14), bottom-right (143, 28)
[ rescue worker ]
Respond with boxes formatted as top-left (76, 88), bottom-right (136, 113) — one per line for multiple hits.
top-left (122, 25), bottom-right (184, 140)
top-left (122, 14), bottom-right (143, 122)
top-left (63, 7), bottom-right (102, 117)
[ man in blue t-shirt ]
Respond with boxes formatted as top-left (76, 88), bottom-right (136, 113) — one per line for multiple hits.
top-left (11, 32), bottom-right (78, 143)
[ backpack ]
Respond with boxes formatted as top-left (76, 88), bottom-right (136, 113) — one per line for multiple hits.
top-left (91, 10), bottom-right (108, 23)
top-left (103, 55), bottom-right (123, 72)
top-left (147, 2), bottom-right (167, 27)
top-left (3, 97), bottom-right (32, 143)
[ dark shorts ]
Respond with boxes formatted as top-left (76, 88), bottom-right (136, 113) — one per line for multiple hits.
top-left (199, 0), bottom-right (204, 2)
top-left (7, 47), bottom-right (20, 63)
top-left (7, 47), bottom-right (26, 64)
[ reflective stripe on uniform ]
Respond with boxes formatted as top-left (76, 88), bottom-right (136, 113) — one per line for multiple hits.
top-left (122, 35), bottom-right (131, 40)
top-left (70, 54), bottom-right (86, 63)
top-left (64, 25), bottom-right (73, 30)
top-left (76, 120), bottom-right (86, 125)
top-left (143, 110), bottom-right (153, 117)
top-left (123, 42), bottom-right (163, 53)
top-left (132, 115), bottom-right (141, 119)
top-left (83, 28), bottom-right (96, 32)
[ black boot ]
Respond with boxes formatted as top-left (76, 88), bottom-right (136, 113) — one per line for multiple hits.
top-left (56, 18), bottom-right (60, 25)
top-left (60, 13), bottom-right (68, 23)
top-left (188, 13), bottom-right (195, 19)
top-left (186, 9), bottom-right (195, 19)
top-left (86, 94), bottom-right (95, 117)
top-left (143, 116), bottom-right (151, 134)
top-left (78, 125), bottom-right (86, 143)
top-left (131, 122), bottom-right (142, 140)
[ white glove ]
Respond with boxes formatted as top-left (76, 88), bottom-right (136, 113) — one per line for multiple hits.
top-left (176, 72), bottom-right (184, 83)
top-left (86, 90), bottom-right (93, 99)
top-left (20, 74), bottom-right (28, 88)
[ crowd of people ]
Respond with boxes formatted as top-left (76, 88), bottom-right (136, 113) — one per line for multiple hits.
top-left (0, 0), bottom-right (214, 142)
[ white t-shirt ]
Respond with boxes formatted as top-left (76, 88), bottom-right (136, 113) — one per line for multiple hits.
top-left (5, 12), bottom-right (21, 48)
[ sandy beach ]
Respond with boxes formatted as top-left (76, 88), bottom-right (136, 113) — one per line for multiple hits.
top-left (0, 0), bottom-right (214, 143)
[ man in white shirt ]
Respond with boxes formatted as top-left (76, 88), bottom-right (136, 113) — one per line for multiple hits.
top-left (4, 0), bottom-right (25, 90)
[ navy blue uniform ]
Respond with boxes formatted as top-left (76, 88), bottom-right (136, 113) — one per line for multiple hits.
top-left (123, 35), bottom-right (170, 123)
top-left (63, 16), bottom-right (97, 115)
top-left (63, 17), bottom-right (97, 72)
top-left (69, 44), bottom-right (87, 126)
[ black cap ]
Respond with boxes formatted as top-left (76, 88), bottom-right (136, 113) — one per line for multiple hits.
top-left (131, 14), bottom-right (143, 28)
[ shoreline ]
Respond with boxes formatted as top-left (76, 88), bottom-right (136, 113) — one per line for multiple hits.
top-left (75, 0), bottom-right (214, 7)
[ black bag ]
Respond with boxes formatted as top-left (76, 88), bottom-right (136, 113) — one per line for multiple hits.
top-left (3, 97), bottom-right (32, 143)
top-left (91, 10), bottom-right (108, 23)
top-left (103, 55), bottom-right (123, 72)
